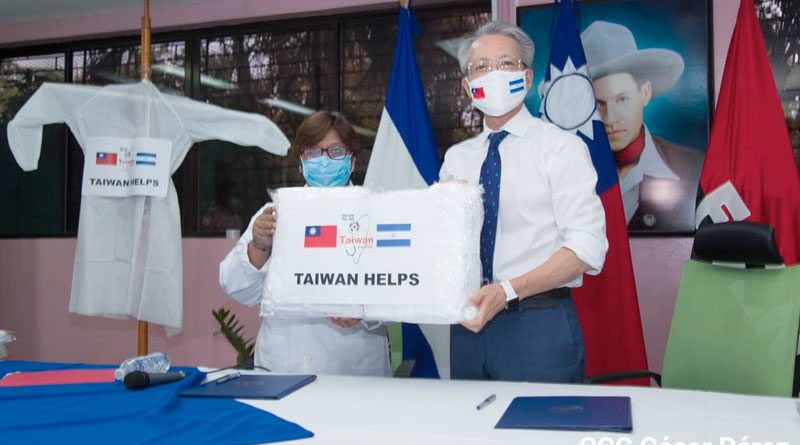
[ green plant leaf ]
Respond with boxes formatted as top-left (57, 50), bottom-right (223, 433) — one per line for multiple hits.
top-left (211, 307), bottom-right (255, 365)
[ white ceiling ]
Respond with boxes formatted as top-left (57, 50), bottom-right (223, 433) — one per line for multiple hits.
top-left (0, 0), bottom-right (219, 26)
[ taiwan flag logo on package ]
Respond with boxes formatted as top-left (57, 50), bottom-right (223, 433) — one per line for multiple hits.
top-left (304, 225), bottom-right (337, 248)
top-left (262, 184), bottom-right (482, 324)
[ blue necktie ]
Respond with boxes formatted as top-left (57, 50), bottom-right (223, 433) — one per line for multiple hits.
top-left (479, 130), bottom-right (509, 285)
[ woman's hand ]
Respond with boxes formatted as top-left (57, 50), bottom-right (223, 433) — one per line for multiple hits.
top-left (247, 207), bottom-right (277, 268)
top-left (252, 207), bottom-right (277, 249)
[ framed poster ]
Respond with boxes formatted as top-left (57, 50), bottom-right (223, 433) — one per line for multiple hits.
top-left (520, 0), bottom-right (712, 234)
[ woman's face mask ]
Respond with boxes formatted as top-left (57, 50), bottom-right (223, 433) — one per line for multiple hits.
top-left (467, 70), bottom-right (529, 117)
top-left (301, 155), bottom-right (352, 187)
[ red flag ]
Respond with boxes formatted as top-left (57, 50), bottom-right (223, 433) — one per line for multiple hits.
top-left (95, 152), bottom-right (117, 165)
top-left (539, 0), bottom-right (648, 384)
top-left (698, 0), bottom-right (800, 265)
top-left (303, 225), bottom-right (337, 248)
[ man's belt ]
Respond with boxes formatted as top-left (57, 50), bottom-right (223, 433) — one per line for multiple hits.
top-left (506, 287), bottom-right (571, 312)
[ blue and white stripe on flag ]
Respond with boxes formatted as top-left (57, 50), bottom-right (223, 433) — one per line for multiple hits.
top-left (135, 152), bottom-right (157, 166)
top-left (376, 223), bottom-right (412, 247)
top-left (364, 2), bottom-right (448, 379)
top-left (508, 78), bottom-right (525, 94)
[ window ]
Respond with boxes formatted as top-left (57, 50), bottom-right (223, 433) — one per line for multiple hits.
top-left (757, 0), bottom-right (800, 169)
top-left (196, 27), bottom-right (339, 234)
top-left (0, 2), bottom-right (490, 237)
top-left (0, 53), bottom-right (66, 236)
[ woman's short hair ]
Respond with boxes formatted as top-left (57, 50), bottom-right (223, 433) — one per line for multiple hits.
top-left (290, 111), bottom-right (360, 160)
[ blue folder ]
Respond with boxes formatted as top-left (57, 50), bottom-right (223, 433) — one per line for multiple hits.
top-left (495, 396), bottom-right (632, 432)
top-left (179, 374), bottom-right (316, 399)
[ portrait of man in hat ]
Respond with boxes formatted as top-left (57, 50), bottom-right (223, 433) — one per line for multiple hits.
top-left (581, 20), bottom-right (705, 232)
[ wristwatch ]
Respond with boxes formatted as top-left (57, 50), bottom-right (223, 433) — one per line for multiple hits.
top-left (500, 280), bottom-right (519, 311)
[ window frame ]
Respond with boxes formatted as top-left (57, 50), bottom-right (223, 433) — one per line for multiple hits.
top-left (0, 1), bottom-right (488, 238)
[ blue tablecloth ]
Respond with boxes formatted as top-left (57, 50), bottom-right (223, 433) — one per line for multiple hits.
top-left (0, 361), bottom-right (313, 444)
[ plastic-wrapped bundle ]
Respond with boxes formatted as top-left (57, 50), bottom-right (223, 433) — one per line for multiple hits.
top-left (261, 183), bottom-right (482, 323)
top-left (0, 330), bottom-right (15, 360)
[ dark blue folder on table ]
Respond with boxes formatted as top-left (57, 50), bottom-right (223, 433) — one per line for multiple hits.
top-left (179, 374), bottom-right (316, 399)
top-left (495, 396), bottom-right (632, 432)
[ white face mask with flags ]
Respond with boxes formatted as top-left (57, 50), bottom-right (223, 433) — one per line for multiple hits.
top-left (467, 70), bottom-right (528, 117)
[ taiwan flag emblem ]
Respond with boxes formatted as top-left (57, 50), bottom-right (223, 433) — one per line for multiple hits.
top-left (471, 87), bottom-right (485, 99)
top-left (96, 152), bottom-right (117, 165)
top-left (304, 225), bottom-right (337, 248)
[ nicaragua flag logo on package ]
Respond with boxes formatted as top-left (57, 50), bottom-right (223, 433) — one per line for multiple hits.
top-left (376, 223), bottom-right (411, 247)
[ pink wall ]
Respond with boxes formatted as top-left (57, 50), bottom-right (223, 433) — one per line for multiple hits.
top-left (0, 238), bottom-right (261, 368)
top-left (0, 0), bottom-right (744, 373)
top-left (0, 0), bottom-right (394, 47)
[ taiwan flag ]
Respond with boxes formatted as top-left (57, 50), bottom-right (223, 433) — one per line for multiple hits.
top-left (95, 152), bottom-right (117, 165)
top-left (304, 225), bottom-right (337, 248)
top-left (537, 0), bottom-right (648, 384)
top-left (697, 0), bottom-right (800, 266)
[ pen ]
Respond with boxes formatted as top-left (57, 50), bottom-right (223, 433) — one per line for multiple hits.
top-left (476, 393), bottom-right (497, 410)
top-left (216, 372), bottom-right (241, 384)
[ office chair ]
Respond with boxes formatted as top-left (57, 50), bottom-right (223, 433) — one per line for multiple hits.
top-left (586, 221), bottom-right (800, 397)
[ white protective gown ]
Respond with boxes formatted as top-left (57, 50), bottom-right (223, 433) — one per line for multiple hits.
top-left (7, 81), bottom-right (290, 333)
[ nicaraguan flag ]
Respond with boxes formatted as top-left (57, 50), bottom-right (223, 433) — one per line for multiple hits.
top-left (363, 2), bottom-right (446, 378)
top-left (537, 0), bottom-right (648, 384)
top-left (376, 223), bottom-right (411, 247)
top-left (135, 152), bottom-right (156, 166)
top-left (508, 78), bottom-right (525, 94)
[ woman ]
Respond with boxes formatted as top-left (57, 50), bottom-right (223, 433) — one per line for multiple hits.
top-left (218, 111), bottom-right (391, 376)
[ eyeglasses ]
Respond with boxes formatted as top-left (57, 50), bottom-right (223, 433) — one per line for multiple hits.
top-left (467, 57), bottom-right (525, 77)
top-left (300, 145), bottom-right (350, 160)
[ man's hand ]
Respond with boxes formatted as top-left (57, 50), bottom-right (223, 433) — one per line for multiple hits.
top-left (461, 283), bottom-right (507, 333)
top-left (328, 317), bottom-right (361, 329)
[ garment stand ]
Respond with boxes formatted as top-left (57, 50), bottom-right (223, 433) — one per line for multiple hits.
top-left (137, 0), bottom-right (151, 356)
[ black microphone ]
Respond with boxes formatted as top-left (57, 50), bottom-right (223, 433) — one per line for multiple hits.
top-left (124, 370), bottom-right (186, 390)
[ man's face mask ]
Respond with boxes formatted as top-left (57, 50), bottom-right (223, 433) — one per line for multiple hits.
top-left (467, 70), bottom-right (528, 117)
top-left (301, 155), bottom-right (352, 187)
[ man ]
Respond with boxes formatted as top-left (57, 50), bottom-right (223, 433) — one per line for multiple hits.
top-left (440, 21), bottom-right (608, 382)
top-left (581, 20), bottom-right (705, 232)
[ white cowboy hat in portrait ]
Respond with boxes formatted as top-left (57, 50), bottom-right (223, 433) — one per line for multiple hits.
top-left (580, 20), bottom-right (684, 97)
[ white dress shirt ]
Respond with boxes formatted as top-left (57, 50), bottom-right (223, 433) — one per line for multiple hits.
top-left (219, 203), bottom-right (391, 376)
top-left (619, 125), bottom-right (681, 224)
top-left (439, 106), bottom-right (607, 288)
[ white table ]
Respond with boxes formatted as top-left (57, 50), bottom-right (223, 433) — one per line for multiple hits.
top-left (235, 373), bottom-right (800, 444)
